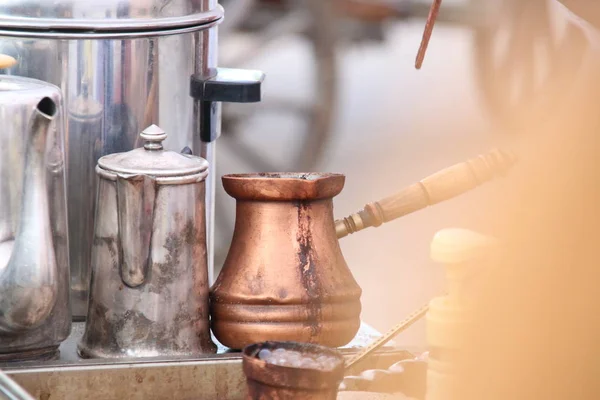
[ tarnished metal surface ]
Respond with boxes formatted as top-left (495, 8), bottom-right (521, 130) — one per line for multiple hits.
top-left (78, 128), bottom-right (214, 359)
top-left (0, 77), bottom-right (71, 361)
top-left (10, 358), bottom-right (246, 400)
top-left (0, 323), bottom-right (414, 400)
top-left (1, 323), bottom-right (410, 400)
top-left (5, 324), bottom-right (245, 400)
top-left (8, 356), bottom-right (418, 400)
top-left (211, 173), bottom-right (362, 350)
top-left (4, 353), bottom-right (416, 400)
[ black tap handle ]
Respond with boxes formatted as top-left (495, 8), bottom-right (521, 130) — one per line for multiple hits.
top-left (190, 68), bottom-right (265, 103)
top-left (190, 68), bottom-right (265, 143)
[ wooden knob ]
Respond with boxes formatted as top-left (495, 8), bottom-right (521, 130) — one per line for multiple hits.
top-left (0, 54), bottom-right (17, 70)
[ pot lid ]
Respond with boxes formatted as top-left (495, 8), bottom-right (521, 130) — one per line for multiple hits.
top-left (0, 0), bottom-right (222, 35)
top-left (98, 124), bottom-right (208, 178)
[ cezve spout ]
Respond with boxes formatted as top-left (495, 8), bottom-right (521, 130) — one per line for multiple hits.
top-left (0, 97), bottom-right (59, 333)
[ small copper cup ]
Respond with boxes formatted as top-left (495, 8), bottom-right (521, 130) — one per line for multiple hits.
top-left (242, 341), bottom-right (345, 400)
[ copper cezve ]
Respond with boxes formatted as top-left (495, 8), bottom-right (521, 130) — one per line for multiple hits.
top-left (211, 173), bottom-right (362, 350)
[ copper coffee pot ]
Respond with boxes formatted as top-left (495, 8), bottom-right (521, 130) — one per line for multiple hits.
top-left (211, 173), bottom-right (362, 349)
top-left (210, 149), bottom-right (516, 350)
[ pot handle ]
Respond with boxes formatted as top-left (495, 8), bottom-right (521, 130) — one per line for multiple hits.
top-left (116, 174), bottom-right (156, 288)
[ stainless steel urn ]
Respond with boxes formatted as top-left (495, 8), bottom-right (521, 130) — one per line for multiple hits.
top-left (78, 124), bottom-right (216, 359)
top-left (0, 76), bottom-right (70, 362)
top-left (0, 0), bottom-right (264, 319)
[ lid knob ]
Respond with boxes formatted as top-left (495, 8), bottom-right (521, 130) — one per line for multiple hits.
top-left (140, 124), bottom-right (167, 150)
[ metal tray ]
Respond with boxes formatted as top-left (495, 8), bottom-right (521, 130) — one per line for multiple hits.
top-left (2, 322), bottom-right (412, 400)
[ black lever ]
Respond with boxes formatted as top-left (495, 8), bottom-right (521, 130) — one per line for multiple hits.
top-left (190, 68), bottom-right (265, 142)
top-left (190, 68), bottom-right (264, 103)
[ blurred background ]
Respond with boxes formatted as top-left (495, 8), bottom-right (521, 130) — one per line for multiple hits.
top-left (212, 0), bottom-right (587, 348)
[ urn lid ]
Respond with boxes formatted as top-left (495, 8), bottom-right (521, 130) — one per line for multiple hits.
top-left (98, 124), bottom-right (208, 181)
top-left (0, 0), bottom-right (222, 39)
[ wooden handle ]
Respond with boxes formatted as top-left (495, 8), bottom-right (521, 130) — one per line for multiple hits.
top-left (0, 54), bottom-right (17, 70)
top-left (336, 148), bottom-right (517, 239)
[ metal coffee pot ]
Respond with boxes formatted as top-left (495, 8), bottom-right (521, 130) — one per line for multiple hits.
top-left (211, 173), bottom-right (363, 350)
top-left (0, 76), bottom-right (70, 362)
top-left (78, 125), bottom-right (216, 359)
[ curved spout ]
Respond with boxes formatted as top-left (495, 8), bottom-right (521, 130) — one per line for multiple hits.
top-left (0, 97), bottom-right (59, 333)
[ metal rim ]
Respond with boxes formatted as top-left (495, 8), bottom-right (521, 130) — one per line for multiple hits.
top-left (96, 165), bottom-right (209, 185)
top-left (0, 6), bottom-right (223, 39)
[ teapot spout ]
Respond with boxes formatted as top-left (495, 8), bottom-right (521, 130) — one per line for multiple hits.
top-left (0, 97), bottom-right (59, 333)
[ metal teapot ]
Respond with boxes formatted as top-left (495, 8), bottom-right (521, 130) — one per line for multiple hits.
top-left (79, 125), bottom-right (216, 359)
top-left (0, 76), bottom-right (70, 362)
